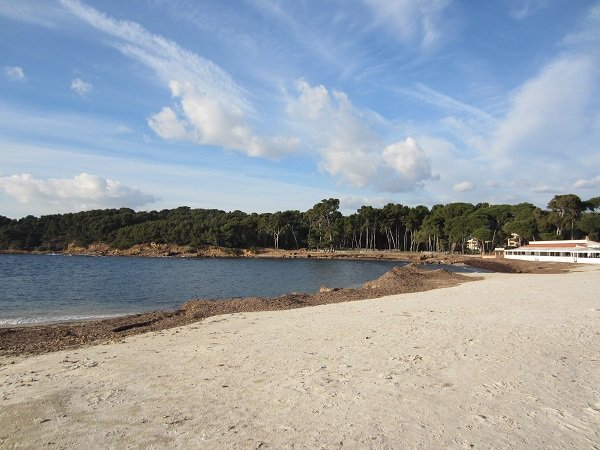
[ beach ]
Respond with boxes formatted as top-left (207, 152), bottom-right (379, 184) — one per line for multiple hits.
top-left (1, 265), bottom-right (599, 448)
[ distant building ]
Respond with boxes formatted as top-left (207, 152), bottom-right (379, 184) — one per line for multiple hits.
top-left (494, 247), bottom-right (505, 258)
top-left (466, 237), bottom-right (480, 252)
top-left (504, 239), bottom-right (600, 264)
top-left (507, 233), bottom-right (521, 248)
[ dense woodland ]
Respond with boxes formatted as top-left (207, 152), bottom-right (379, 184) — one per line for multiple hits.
top-left (1, 194), bottom-right (599, 253)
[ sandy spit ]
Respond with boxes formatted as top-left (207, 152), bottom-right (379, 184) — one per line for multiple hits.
top-left (1, 268), bottom-right (599, 449)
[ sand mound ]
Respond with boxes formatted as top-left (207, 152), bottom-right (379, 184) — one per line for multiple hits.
top-left (364, 264), bottom-right (472, 293)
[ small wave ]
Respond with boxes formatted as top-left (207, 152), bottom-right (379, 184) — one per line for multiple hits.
top-left (0, 313), bottom-right (131, 326)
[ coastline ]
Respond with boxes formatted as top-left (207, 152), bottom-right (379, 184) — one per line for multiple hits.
top-left (1, 243), bottom-right (576, 271)
top-left (0, 259), bottom-right (573, 358)
top-left (0, 264), bottom-right (479, 357)
top-left (0, 242), bottom-right (485, 262)
top-left (1, 265), bottom-right (598, 448)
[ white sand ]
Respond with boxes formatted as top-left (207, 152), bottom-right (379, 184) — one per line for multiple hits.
top-left (1, 268), bottom-right (599, 449)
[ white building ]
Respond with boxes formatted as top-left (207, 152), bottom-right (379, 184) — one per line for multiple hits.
top-left (504, 239), bottom-right (600, 264)
top-left (466, 237), bottom-right (480, 252)
top-left (507, 233), bottom-right (521, 248)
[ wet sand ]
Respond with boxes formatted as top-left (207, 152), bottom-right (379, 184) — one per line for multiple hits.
top-left (1, 263), bottom-right (598, 448)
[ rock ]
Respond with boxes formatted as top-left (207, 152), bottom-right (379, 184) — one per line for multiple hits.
top-left (319, 286), bottom-right (339, 293)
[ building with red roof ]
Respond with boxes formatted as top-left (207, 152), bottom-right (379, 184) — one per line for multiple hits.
top-left (504, 239), bottom-right (600, 264)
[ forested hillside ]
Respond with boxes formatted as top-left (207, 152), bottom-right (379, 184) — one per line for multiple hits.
top-left (1, 194), bottom-right (599, 253)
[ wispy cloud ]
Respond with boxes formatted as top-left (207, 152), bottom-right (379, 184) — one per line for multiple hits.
top-left (508, 0), bottom-right (550, 20)
top-left (395, 83), bottom-right (497, 154)
top-left (398, 83), bottom-right (498, 124)
top-left (574, 175), bottom-right (600, 189)
top-left (361, 0), bottom-right (451, 49)
top-left (491, 54), bottom-right (597, 159)
top-left (490, 2), bottom-right (600, 169)
top-left (115, 124), bottom-right (133, 134)
top-left (0, 1), bottom-right (65, 28)
top-left (4, 66), bottom-right (26, 82)
top-left (248, 0), bottom-right (365, 77)
top-left (0, 101), bottom-right (143, 152)
top-left (0, 173), bottom-right (157, 211)
top-left (530, 184), bottom-right (562, 194)
top-left (70, 77), bottom-right (92, 95)
top-left (561, 1), bottom-right (600, 47)
top-left (61, 0), bottom-right (298, 159)
top-left (60, 0), bottom-right (247, 108)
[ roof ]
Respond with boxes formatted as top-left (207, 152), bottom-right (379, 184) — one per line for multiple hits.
top-left (518, 239), bottom-right (600, 251)
top-left (523, 243), bottom-right (586, 249)
top-left (522, 239), bottom-right (600, 249)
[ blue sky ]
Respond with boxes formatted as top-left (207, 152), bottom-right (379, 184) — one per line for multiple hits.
top-left (1, 0), bottom-right (599, 218)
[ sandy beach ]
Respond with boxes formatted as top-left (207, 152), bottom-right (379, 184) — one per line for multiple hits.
top-left (1, 266), bottom-right (599, 448)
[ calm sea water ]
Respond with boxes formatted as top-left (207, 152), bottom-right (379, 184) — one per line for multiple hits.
top-left (0, 254), bottom-right (481, 325)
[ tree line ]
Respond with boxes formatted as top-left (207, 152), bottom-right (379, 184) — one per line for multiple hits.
top-left (1, 194), bottom-right (599, 253)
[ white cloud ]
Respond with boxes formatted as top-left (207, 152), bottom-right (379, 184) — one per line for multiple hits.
top-left (147, 81), bottom-right (299, 158)
top-left (0, 140), bottom-right (339, 219)
top-left (71, 77), bottom-right (93, 95)
top-left (0, 173), bottom-right (157, 211)
top-left (4, 66), bottom-right (26, 82)
top-left (340, 196), bottom-right (391, 212)
top-left (574, 175), bottom-right (600, 189)
top-left (381, 139), bottom-right (433, 189)
top-left (453, 181), bottom-right (476, 192)
top-left (491, 55), bottom-right (597, 160)
top-left (361, 0), bottom-right (451, 49)
top-left (147, 106), bottom-right (190, 141)
top-left (287, 80), bottom-right (432, 192)
top-left (61, 0), bottom-right (298, 159)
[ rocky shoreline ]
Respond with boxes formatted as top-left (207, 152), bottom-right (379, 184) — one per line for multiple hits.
top-left (0, 242), bottom-right (468, 261)
top-left (1, 243), bottom-right (576, 273)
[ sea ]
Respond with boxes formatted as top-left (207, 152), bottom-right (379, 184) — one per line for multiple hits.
top-left (0, 254), bottom-right (482, 326)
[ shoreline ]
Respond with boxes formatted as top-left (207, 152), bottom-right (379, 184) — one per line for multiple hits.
top-left (0, 259), bottom-right (573, 358)
top-left (1, 244), bottom-right (575, 271)
top-left (0, 264), bottom-right (480, 358)
top-left (0, 260), bottom-right (548, 330)
top-left (1, 266), bottom-right (598, 448)
top-left (0, 244), bottom-right (486, 263)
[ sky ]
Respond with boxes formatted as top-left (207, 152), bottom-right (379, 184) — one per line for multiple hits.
top-left (1, 0), bottom-right (599, 219)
